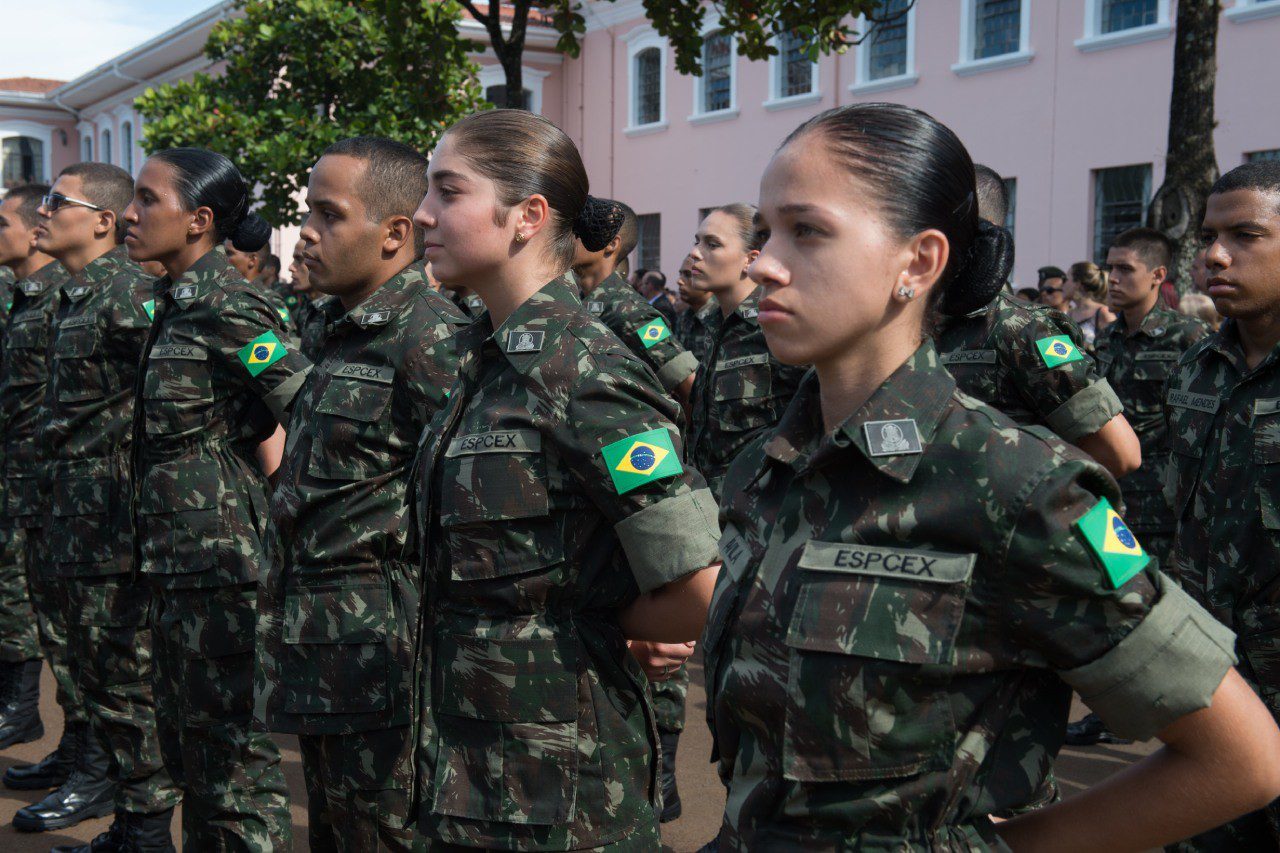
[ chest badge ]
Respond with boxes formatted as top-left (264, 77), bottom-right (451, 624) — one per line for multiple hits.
top-left (505, 329), bottom-right (545, 353)
top-left (21, 281), bottom-right (43, 295)
top-left (863, 418), bottom-right (923, 457)
top-left (68, 285), bottom-right (90, 300)
top-left (362, 310), bottom-right (391, 325)
top-left (586, 300), bottom-right (604, 314)
top-left (173, 284), bottom-right (197, 301)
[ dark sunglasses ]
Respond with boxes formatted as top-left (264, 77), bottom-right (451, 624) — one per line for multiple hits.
top-left (41, 192), bottom-right (107, 214)
top-left (1038, 286), bottom-right (1063, 295)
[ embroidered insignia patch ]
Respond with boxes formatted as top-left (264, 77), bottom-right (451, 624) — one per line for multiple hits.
top-left (863, 419), bottom-right (923, 457)
top-left (1036, 335), bottom-right (1084, 368)
top-left (237, 330), bottom-right (287, 376)
top-left (600, 428), bottom-right (682, 494)
top-left (1075, 497), bottom-right (1150, 589)
top-left (637, 317), bottom-right (672, 349)
top-left (505, 329), bottom-right (545, 353)
top-left (142, 299), bottom-right (155, 321)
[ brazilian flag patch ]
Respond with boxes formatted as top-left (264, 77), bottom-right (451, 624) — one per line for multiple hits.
top-left (1036, 335), bottom-right (1084, 368)
top-left (237, 330), bottom-right (287, 377)
top-left (1075, 497), bottom-right (1150, 589)
top-left (276, 307), bottom-right (290, 323)
top-left (600, 428), bottom-right (682, 494)
top-left (142, 299), bottom-right (155, 321)
top-left (637, 317), bottom-right (671, 350)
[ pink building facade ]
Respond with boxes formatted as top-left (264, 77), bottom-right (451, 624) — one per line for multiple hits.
top-left (4, 0), bottom-right (1279, 287)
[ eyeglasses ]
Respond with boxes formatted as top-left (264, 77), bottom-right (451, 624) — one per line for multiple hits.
top-left (40, 192), bottom-right (107, 214)
top-left (1038, 286), bottom-right (1063, 295)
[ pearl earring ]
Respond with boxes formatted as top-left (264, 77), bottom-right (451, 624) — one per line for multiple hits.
top-left (897, 285), bottom-right (915, 299)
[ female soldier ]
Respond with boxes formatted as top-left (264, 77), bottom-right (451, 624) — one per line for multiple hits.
top-left (703, 102), bottom-right (1280, 850)
top-left (1066, 260), bottom-right (1116, 350)
top-left (687, 203), bottom-right (806, 498)
top-left (410, 110), bottom-right (721, 851)
top-left (123, 149), bottom-right (307, 850)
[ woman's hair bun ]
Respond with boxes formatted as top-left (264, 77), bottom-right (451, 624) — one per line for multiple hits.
top-left (230, 212), bottom-right (272, 253)
top-left (573, 195), bottom-right (625, 252)
top-left (939, 219), bottom-right (1015, 317)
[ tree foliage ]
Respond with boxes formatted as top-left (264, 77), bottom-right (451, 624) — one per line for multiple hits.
top-left (137, 0), bottom-right (485, 226)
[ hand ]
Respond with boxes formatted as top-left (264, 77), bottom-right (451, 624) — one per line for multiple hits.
top-left (628, 640), bottom-right (695, 681)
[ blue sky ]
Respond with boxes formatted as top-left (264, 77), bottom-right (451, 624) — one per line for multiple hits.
top-left (0, 0), bottom-right (217, 81)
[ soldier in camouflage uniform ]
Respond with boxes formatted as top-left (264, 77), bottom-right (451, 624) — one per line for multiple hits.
top-left (288, 239), bottom-right (328, 361)
top-left (1163, 163), bottom-right (1280, 851)
top-left (705, 101), bottom-right (1280, 852)
top-left (254, 138), bottom-right (466, 851)
top-left (674, 256), bottom-right (717, 366)
top-left (444, 283), bottom-right (486, 320)
top-left (410, 110), bottom-right (721, 851)
top-left (226, 240), bottom-right (297, 334)
top-left (0, 186), bottom-right (61, 756)
top-left (573, 198), bottom-right (699, 408)
top-left (127, 149), bottom-right (309, 851)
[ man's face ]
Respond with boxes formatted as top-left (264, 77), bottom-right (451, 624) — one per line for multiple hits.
top-left (1036, 276), bottom-right (1067, 309)
top-left (0, 196), bottom-right (39, 267)
top-left (1105, 246), bottom-right (1163, 313)
top-left (36, 175), bottom-right (108, 258)
top-left (299, 154), bottom-right (388, 298)
top-left (289, 240), bottom-right (312, 293)
top-left (1200, 188), bottom-right (1280, 320)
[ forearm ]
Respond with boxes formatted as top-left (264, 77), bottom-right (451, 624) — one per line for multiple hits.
top-left (619, 564), bottom-right (719, 642)
top-left (1075, 415), bottom-right (1141, 479)
top-left (256, 424), bottom-right (286, 479)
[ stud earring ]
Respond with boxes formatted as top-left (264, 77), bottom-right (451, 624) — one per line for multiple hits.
top-left (514, 233), bottom-right (525, 244)
top-left (897, 285), bottom-right (915, 299)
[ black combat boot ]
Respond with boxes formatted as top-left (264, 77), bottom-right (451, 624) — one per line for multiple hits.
top-left (120, 808), bottom-right (177, 853)
top-left (659, 730), bottom-right (682, 823)
top-left (49, 809), bottom-right (127, 852)
top-left (0, 659), bottom-right (43, 748)
top-left (12, 722), bottom-right (115, 831)
top-left (4, 719), bottom-right (77, 789)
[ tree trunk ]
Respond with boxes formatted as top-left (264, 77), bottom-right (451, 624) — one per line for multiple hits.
top-left (1147, 0), bottom-right (1220, 296)
top-left (500, 51), bottom-right (526, 109)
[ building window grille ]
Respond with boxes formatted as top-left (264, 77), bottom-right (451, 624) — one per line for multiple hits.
top-left (122, 122), bottom-right (133, 173)
top-left (1246, 149), bottom-right (1280, 163)
top-left (1, 137), bottom-right (44, 189)
top-left (702, 30), bottom-right (733, 112)
top-left (1093, 164), bottom-right (1152, 262)
top-left (868, 0), bottom-right (911, 79)
top-left (777, 31), bottom-right (813, 97)
top-left (636, 214), bottom-right (661, 272)
top-left (635, 48), bottom-right (662, 124)
top-left (82, 136), bottom-right (92, 162)
top-left (975, 0), bottom-right (1022, 59)
top-left (1102, 0), bottom-right (1158, 33)
top-left (101, 130), bottom-right (112, 165)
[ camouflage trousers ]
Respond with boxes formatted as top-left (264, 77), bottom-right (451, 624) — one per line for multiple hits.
top-left (434, 822), bottom-right (661, 852)
top-left (300, 725), bottom-right (423, 852)
top-left (0, 524), bottom-right (39, 662)
top-left (26, 526), bottom-right (87, 726)
top-left (649, 663), bottom-right (689, 733)
top-left (151, 582), bottom-right (291, 851)
top-left (66, 573), bottom-right (180, 815)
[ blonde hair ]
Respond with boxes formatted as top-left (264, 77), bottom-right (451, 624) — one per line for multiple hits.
top-left (1069, 261), bottom-right (1108, 301)
top-left (1178, 292), bottom-right (1221, 331)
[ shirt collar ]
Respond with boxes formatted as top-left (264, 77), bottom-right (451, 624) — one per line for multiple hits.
top-left (723, 286), bottom-right (762, 327)
top-left (456, 275), bottom-right (582, 373)
top-left (1113, 303), bottom-right (1173, 339)
top-left (763, 339), bottom-right (955, 484)
top-left (15, 259), bottom-right (66, 298)
top-left (329, 260), bottom-right (425, 333)
top-left (63, 245), bottom-right (130, 300)
top-left (156, 246), bottom-right (231, 308)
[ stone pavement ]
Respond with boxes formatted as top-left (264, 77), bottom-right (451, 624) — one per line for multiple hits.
top-left (0, 662), bottom-right (1157, 851)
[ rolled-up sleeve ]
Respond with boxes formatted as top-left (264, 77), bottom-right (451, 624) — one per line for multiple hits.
top-left (616, 488), bottom-right (720, 593)
top-left (1045, 378), bottom-right (1124, 442)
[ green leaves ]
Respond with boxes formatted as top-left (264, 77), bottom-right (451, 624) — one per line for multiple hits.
top-left (138, 0), bottom-right (484, 226)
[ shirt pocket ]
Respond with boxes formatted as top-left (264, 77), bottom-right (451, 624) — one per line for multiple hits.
top-left (50, 458), bottom-right (120, 572)
top-left (282, 582), bottom-right (390, 715)
top-left (4, 321), bottom-right (48, 384)
top-left (439, 430), bottom-right (562, 581)
top-left (5, 473), bottom-right (47, 528)
top-left (138, 458), bottom-right (222, 577)
top-left (178, 584), bottom-right (256, 727)
top-left (53, 327), bottom-right (105, 402)
top-left (1254, 401), bottom-right (1280, 531)
top-left (712, 357), bottom-right (775, 431)
top-left (430, 633), bottom-right (579, 826)
top-left (143, 345), bottom-right (213, 437)
top-left (1129, 353), bottom-right (1178, 416)
top-left (780, 542), bottom-right (973, 783)
top-left (1165, 406), bottom-right (1207, 519)
top-left (307, 374), bottom-right (394, 480)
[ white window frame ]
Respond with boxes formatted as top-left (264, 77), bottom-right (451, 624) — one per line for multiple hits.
top-left (476, 64), bottom-right (547, 115)
top-left (1076, 0), bottom-right (1171, 52)
top-left (850, 4), bottom-right (919, 95)
top-left (0, 121), bottom-right (55, 190)
top-left (1226, 0), bottom-right (1280, 23)
top-left (764, 31), bottom-right (821, 111)
top-left (689, 21), bottom-right (739, 125)
top-left (624, 26), bottom-right (668, 135)
top-left (953, 0), bottom-right (1034, 77)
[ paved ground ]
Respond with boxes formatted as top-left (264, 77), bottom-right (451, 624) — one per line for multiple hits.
top-left (0, 661), bottom-right (1156, 851)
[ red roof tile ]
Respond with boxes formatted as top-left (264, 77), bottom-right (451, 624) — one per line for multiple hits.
top-left (0, 77), bottom-right (65, 94)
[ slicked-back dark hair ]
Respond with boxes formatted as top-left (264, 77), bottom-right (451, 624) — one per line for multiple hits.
top-left (616, 202), bottom-right (639, 260)
top-left (1211, 160), bottom-right (1280, 202)
top-left (974, 164), bottom-right (1008, 226)
top-left (60, 163), bottom-right (133, 242)
top-left (148, 148), bottom-right (270, 251)
top-left (1114, 226), bottom-right (1174, 272)
top-left (3, 184), bottom-right (49, 229)
top-left (262, 253), bottom-right (281, 275)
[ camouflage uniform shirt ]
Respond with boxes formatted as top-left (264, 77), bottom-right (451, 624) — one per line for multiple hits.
top-left (936, 292), bottom-right (1123, 442)
top-left (412, 276), bottom-right (720, 851)
top-left (1, 261), bottom-right (68, 530)
top-left (705, 340), bottom-right (1235, 850)
top-left (675, 298), bottom-right (719, 367)
top-left (256, 262), bottom-right (466, 735)
top-left (688, 287), bottom-right (807, 497)
top-left (41, 247), bottom-right (152, 576)
top-left (132, 246), bottom-right (310, 590)
top-left (1095, 305), bottom-right (1207, 538)
top-left (294, 294), bottom-right (328, 363)
top-left (582, 272), bottom-right (698, 394)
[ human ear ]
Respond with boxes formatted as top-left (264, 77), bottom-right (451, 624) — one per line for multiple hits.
top-left (742, 249), bottom-right (760, 276)
top-left (189, 207), bottom-right (215, 239)
top-left (513, 194), bottom-right (550, 243)
top-left (383, 215), bottom-right (414, 253)
top-left (901, 229), bottom-right (949, 300)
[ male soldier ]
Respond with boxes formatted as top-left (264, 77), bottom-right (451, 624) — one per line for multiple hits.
top-left (936, 165), bottom-right (1142, 479)
top-left (0, 186), bottom-right (63, 755)
top-left (254, 136), bottom-right (465, 850)
top-left (1065, 228), bottom-right (1209, 749)
top-left (572, 200), bottom-right (699, 407)
top-left (674, 255), bottom-right (717, 366)
top-left (639, 270), bottom-right (679, 326)
top-left (16, 164), bottom-right (182, 850)
top-left (288, 238), bottom-right (329, 361)
top-left (226, 240), bottom-right (295, 332)
top-left (1164, 160), bottom-right (1280, 850)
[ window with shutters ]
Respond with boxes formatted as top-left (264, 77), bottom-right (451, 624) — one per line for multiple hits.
top-left (1093, 165), bottom-right (1152, 263)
